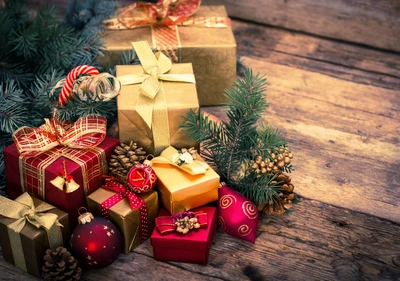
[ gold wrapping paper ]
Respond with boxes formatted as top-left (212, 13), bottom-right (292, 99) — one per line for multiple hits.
top-left (87, 188), bottom-right (159, 253)
top-left (100, 5), bottom-right (236, 106)
top-left (116, 63), bottom-right (199, 154)
top-left (152, 162), bottom-right (220, 214)
top-left (0, 197), bottom-right (70, 278)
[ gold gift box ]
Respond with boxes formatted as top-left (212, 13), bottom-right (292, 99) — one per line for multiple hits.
top-left (152, 162), bottom-right (220, 214)
top-left (116, 63), bottom-right (199, 154)
top-left (87, 188), bottom-right (159, 253)
top-left (100, 5), bottom-right (236, 106)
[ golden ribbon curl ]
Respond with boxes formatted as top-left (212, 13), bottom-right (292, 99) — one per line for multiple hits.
top-left (0, 193), bottom-right (63, 272)
top-left (118, 41), bottom-right (195, 154)
top-left (151, 146), bottom-right (209, 175)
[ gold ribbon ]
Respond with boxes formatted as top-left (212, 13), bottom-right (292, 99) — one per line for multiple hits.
top-left (0, 193), bottom-right (63, 272)
top-left (152, 146), bottom-right (209, 175)
top-left (118, 41), bottom-right (195, 154)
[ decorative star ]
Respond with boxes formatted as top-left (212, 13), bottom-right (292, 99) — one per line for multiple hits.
top-left (93, 261), bottom-right (98, 265)
top-left (103, 225), bottom-right (109, 230)
top-left (107, 231), bottom-right (112, 237)
top-left (111, 229), bottom-right (115, 234)
top-left (87, 255), bottom-right (92, 260)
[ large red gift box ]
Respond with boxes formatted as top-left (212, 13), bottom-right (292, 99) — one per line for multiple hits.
top-left (4, 136), bottom-right (119, 225)
top-left (150, 206), bottom-right (217, 264)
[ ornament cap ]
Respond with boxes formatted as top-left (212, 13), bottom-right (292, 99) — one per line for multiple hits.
top-left (143, 154), bottom-right (154, 167)
top-left (77, 207), bottom-right (94, 224)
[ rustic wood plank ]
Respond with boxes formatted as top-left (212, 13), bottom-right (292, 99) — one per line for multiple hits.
top-left (232, 20), bottom-right (400, 91)
top-left (204, 0), bottom-right (400, 52)
top-left (2, 198), bottom-right (399, 281)
top-left (204, 57), bottom-right (400, 223)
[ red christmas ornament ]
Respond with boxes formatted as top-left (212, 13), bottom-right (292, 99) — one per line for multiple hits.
top-left (70, 210), bottom-right (122, 269)
top-left (127, 159), bottom-right (157, 193)
top-left (218, 185), bottom-right (259, 243)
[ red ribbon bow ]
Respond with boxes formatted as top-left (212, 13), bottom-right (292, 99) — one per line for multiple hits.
top-left (115, 0), bottom-right (201, 28)
top-left (101, 180), bottom-right (149, 243)
top-left (156, 211), bottom-right (208, 235)
top-left (13, 116), bottom-right (107, 158)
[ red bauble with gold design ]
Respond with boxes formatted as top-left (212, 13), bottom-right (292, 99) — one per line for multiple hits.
top-left (127, 163), bottom-right (157, 193)
top-left (70, 212), bottom-right (122, 269)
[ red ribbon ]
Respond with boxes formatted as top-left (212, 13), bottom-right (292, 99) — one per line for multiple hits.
top-left (13, 116), bottom-right (107, 158)
top-left (101, 181), bottom-right (149, 243)
top-left (156, 212), bottom-right (208, 235)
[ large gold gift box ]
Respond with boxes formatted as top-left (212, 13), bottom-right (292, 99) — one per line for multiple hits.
top-left (101, 6), bottom-right (236, 106)
top-left (152, 162), bottom-right (220, 215)
top-left (116, 63), bottom-right (199, 154)
top-left (87, 188), bottom-right (159, 253)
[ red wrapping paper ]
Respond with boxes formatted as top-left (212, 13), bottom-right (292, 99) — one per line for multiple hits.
top-left (150, 206), bottom-right (217, 264)
top-left (4, 136), bottom-right (119, 226)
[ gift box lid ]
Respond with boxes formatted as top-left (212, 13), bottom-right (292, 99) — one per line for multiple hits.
top-left (150, 206), bottom-right (216, 252)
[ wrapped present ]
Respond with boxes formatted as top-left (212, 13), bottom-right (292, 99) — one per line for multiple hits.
top-left (3, 116), bottom-right (119, 225)
top-left (102, 1), bottom-right (236, 106)
top-left (151, 146), bottom-right (219, 214)
top-left (0, 193), bottom-right (70, 278)
top-left (87, 180), bottom-right (159, 253)
top-left (116, 41), bottom-right (198, 155)
top-left (150, 206), bottom-right (217, 264)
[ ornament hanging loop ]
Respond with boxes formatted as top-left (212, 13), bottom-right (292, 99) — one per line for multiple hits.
top-left (143, 154), bottom-right (154, 166)
top-left (77, 207), bottom-right (94, 224)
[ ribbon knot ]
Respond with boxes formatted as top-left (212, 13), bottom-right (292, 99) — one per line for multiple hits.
top-left (156, 211), bottom-right (208, 235)
top-left (152, 146), bottom-right (209, 175)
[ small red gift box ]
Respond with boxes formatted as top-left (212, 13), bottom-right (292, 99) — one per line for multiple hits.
top-left (150, 206), bottom-right (217, 264)
top-left (4, 136), bottom-right (119, 225)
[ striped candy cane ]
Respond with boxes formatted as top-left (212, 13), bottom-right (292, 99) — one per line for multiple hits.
top-left (58, 65), bottom-right (99, 106)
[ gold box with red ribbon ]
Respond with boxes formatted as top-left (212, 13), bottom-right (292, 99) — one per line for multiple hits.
top-left (0, 193), bottom-right (70, 278)
top-left (101, 1), bottom-right (236, 106)
top-left (87, 181), bottom-right (159, 253)
top-left (116, 41), bottom-right (199, 155)
top-left (151, 146), bottom-right (220, 214)
top-left (4, 116), bottom-right (119, 226)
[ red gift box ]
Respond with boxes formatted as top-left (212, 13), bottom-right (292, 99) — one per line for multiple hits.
top-left (150, 206), bottom-right (217, 264)
top-left (4, 136), bottom-right (119, 225)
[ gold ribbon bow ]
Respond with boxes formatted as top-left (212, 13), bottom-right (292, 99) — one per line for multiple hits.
top-left (13, 116), bottom-right (107, 158)
top-left (118, 41), bottom-right (195, 154)
top-left (152, 146), bottom-right (209, 175)
top-left (0, 193), bottom-right (63, 272)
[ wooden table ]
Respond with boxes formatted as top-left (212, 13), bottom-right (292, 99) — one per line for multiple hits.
top-left (2, 1), bottom-right (400, 280)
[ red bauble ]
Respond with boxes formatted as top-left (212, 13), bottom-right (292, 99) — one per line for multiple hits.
top-left (218, 185), bottom-right (259, 243)
top-left (70, 216), bottom-right (122, 269)
top-left (127, 163), bottom-right (157, 193)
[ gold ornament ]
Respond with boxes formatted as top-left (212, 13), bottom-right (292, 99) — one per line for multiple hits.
top-left (50, 161), bottom-right (80, 193)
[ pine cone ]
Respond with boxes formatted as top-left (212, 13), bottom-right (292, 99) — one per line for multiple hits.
top-left (258, 173), bottom-right (295, 215)
top-left (251, 146), bottom-right (293, 176)
top-left (42, 247), bottom-right (82, 281)
top-left (109, 141), bottom-right (147, 183)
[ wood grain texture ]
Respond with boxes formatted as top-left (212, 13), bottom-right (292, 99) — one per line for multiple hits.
top-left (204, 0), bottom-right (400, 52)
top-left (204, 56), bottom-right (400, 223)
top-left (232, 20), bottom-right (400, 91)
top-left (2, 199), bottom-right (399, 281)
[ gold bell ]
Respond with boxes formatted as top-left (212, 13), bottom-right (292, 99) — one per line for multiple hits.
top-left (50, 161), bottom-right (80, 193)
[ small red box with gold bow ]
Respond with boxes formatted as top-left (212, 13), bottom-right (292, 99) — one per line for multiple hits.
top-left (3, 116), bottom-right (119, 225)
top-left (150, 206), bottom-right (217, 264)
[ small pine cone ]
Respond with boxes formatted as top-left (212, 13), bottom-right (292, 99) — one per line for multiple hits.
top-left (250, 145), bottom-right (293, 176)
top-left (42, 247), bottom-right (81, 281)
top-left (260, 172), bottom-right (296, 215)
top-left (109, 141), bottom-right (147, 183)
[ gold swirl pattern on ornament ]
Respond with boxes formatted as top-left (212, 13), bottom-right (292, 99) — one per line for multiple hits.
top-left (238, 224), bottom-right (252, 236)
top-left (220, 195), bottom-right (237, 209)
top-left (218, 216), bottom-right (227, 232)
top-left (242, 201), bottom-right (258, 219)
